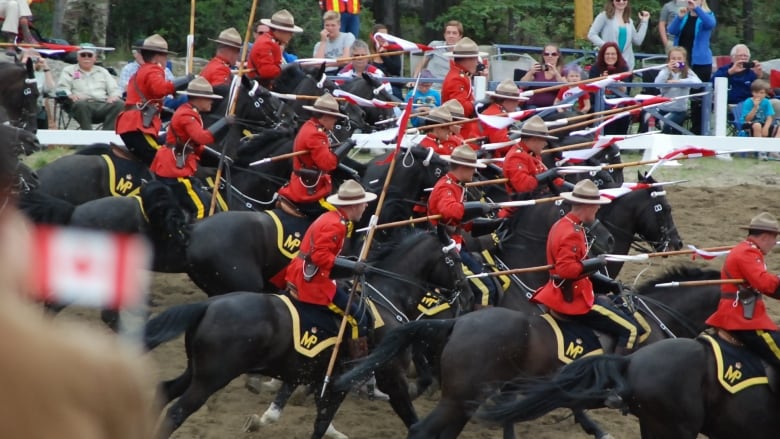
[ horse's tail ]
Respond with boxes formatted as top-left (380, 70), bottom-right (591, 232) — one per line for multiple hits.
top-left (18, 190), bottom-right (75, 224)
top-left (476, 355), bottom-right (630, 425)
top-left (333, 319), bottom-right (456, 392)
top-left (144, 301), bottom-right (210, 350)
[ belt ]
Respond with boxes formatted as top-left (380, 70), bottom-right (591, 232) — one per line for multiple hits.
top-left (124, 104), bottom-right (139, 111)
top-left (721, 292), bottom-right (762, 300)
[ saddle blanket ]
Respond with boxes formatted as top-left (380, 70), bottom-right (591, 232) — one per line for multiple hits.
top-left (265, 209), bottom-right (313, 260)
top-left (417, 290), bottom-right (451, 317)
top-left (541, 313), bottom-right (604, 364)
top-left (699, 333), bottom-right (768, 394)
top-left (99, 153), bottom-right (150, 197)
top-left (276, 294), bottom-right (385, 358)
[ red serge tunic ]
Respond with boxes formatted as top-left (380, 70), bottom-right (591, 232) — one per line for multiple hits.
top-left (285, 209), bottom-right (349, 305)
top-left (200, 55), bottom-right (233, 86)
top-left (706, 239), bottom-right (780, 331)
top-left (418, 133), bottom-right (453, 155)
top-left (442, 60), bottom-right (479, 142)
top-left (277, 118), bottom-right (338, 203)
top-left (427, 172), bottom-right (468, 245)
top-left (502, 142), bottom-right (564, 196)
top-left (150, 103), bottom-right (215, 178)
top-left (480, 103), bottom-right (510, 156)
top-left (440, 133), bottom-right (466, 154)
top-left (247, 32), bottom-right (283, 87)
top-left (116, 63), bottom-right (175, 136)
top-left (532, 212), bottom-right (595, 315)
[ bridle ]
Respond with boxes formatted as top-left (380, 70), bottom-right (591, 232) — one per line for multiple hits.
top-left (602, 189), bottom-right (678, 253)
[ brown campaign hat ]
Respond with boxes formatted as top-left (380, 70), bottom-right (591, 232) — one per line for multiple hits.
top-left (740, 212), bottom-right (780, 233)
top-left (177, 77), bottom-right (223, 99)
top-left (133, 34), bottom-right (176, 55)
top-left (441, 99), bottom-right (466, 120)
top-left (302, 93), bottom-right (348, 119)
top-left (209, 27), bottom-right (243, 49)
top-left (326, 179), bottom-right (377, 206)
top-left (560, 179), bottom-right (611, 205)
top-left (444, 37), bottom-right (487, 58)
top-left (518, 115), bottom-right (557, 140)
top-left (420, 106), bottom-right (453, 124)
top-left (441, 145), bottom-right (487, 168)
top-left (261, 9), bottom-right (304, 33)
top-left (486, 79), bottom-right (529, 101)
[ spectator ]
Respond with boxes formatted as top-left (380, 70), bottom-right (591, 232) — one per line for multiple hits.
top-left (589, 42), bottom-right (631, 135)
top-left (200, 27), bottom-right (242, 87)
top-left (55, 43), bottom-right (123, 130)
top-left (668, 0), bottom-right (716, 135)
top-left (339, 0), bottom-right (361, 39)
top-left (118, 39), bottom-right (185, 120)
top-left (0, 143), bottom-right (157, 438)
top-left (370, 24), bottom-right (402, 99)
top-left (587, 0), bottom-right (650, 71)
top-left (414, 20), bottom-right (464, 81)
top-left (0, 0), bottom-right (34, 55)
top-left (712, 43), bottom-right (764, 105)
top-left (313, 10), bottom-right (355, 74)
top-left (739, 79), bottom-right (779, 141)
top-left (247, 10), bottom-right (304, 88)
top-left (407, 69), bottom-right (441, 127)
top-left (517, 43), bottom-right (565, 108)
top-left (20, 49), bottom-right (55, 130)
top-left (653, 46), bottom-right (702, 134)
top-left (337, 40), bottom-right (385, 81)
top-left (554, 63), bottom-right (591, 114)
top-left (658, 0), bottom-right (688, 51)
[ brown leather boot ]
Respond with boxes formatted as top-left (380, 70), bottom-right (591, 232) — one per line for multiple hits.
top-left (348, 336), bottom-right (369, 360)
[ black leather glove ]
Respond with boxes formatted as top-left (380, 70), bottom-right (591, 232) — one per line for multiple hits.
top-left (535, 168), bottom-right (560, 184)
top-left (463, 201), bottom-right (494, 222)
top-left (332, 257), bottom-right (369, 276)
top-left (332, 139), bottom-right (357, 160)
top-left (172, 74), bottom-right (195, 90)
top-left (591, 272), bottom-right (623, 295)
top-left (581, 255), bottom-right (607, 275)
top-left (207, 115), bottom-right (234, 138)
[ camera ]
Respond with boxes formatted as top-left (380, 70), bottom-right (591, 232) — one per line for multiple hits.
top-left (476, 63), bottom-right (486, 73)
top-left (544, 64), bottom-right (550, 71)
top-left (743, 61), bottom-right (756, 69)
top-left (674, 61), bottom-right (685, 69)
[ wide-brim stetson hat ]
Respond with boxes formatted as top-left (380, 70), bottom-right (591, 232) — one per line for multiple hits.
top-left (326, 179), bottom-right (377, 206)
top-left (560, 179), bottom-right (611, 205)
top-left (421, 106), bottom-right (453, 124)
top-left (518, 115), bottom-right (557, 140)
top-left (740, 212), bottom-right (780, 233)
top-left (177, 77), bottom-right (223, 99)
top-left (303, 93), bottom-right (348, 119)
top-left (261, 9), bottom-right (304, 33)
top-left (486, 79), bottom-right (529, 101)
top-left (444, 37), bottom-right (488, 58)
top-left (133, 34), bottom-right (177, 55)
top-left (209, 27), bottom-right (243, 49)
top-left (441, 99), bottom-right (466, 120)
top-left (441, 145), bottom-right (487, 169)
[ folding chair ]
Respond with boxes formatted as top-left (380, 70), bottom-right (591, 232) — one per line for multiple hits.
top-left (53, 95), bottom-right (74, 129)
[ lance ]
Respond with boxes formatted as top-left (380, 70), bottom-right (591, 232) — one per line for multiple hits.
top-left (547, 104), bottom-right (645, 134)
top-left (467, 264), bottom-right (554, 278)
top-left (208, 0), bottom-right (258, 215)
top-left (519, 66), bottom-right (659, 97)
top-left (655, 279), bottom-right (743, 288)
top-left (186, 0), bottom-right (196, 75)
top-left (249, 150), bottom-right (308, 166)
top-left (601, 245), bottom-right (736, 262)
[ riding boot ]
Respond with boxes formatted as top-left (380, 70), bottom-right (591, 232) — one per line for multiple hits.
top-left (348, 336), bottom-right (369, 360)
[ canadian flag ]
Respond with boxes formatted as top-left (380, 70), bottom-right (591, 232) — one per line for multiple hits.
top-left (374, 33), bottom-right (433, 53)
top-left (688, 244), bottom-right (730, 260)
top-left (29, 226), bottom-right (152, 309)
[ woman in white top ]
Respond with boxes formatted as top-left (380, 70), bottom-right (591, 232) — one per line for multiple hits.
top-left (588, 0), bottom-right (651, 70)
top-left (653, 46), bottom-right (701, 134)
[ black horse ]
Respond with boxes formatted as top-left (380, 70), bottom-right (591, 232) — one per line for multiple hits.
top-left (339, 72), bottom-right (400, 127)
top-left (0, 59), bottom-right (39, 134)
top-left (335, 265), bottom-right (722, 439)
top-left (144, 230), bottom-right (470, 438)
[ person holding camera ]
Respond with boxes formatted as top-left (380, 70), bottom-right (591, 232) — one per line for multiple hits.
top-left (518, 43), bottom-right (565, 108)
top-left (668, 0), bottom-right (715, 134)
top-left (653, 46), bottom-right (701, 134)
top-left (712, 44), bottom-right (766, 105)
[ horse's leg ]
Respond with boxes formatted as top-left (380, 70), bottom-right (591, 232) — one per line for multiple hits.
top-left (408, 399), bottom-right (468, 439)
top-left (159, 366), bottom-right (239, 436)
top-left (243, 382), bottom-right (297, 431)
top-left (376, 364), bottom-right (419, 427)
top-left (502, 423), bottom-right (516, 439)
top-left (574, 409), bottom-right (613, 439)
top-left (311, 388), bottom-right (349, 439)
top-left (158, 367), bottom-right (193, 405)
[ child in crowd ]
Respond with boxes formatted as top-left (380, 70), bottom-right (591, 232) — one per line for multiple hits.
top-left (740, 79), bottom-right (779, 138)
top-left (554, 63), bottom-right (591, 114)
top-left (406, 69), bottom-right (441, 127)
top-left (653, 46), bottom-right (701, 134)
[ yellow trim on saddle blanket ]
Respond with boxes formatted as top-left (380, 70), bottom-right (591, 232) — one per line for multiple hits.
top-left (540, 313), bottom-right (604, 364)
top-left (416, 290), bottom-right (451, 316)
top-left (634, 311), bottom-right (652, 345)
top-left (276, 294), bottom-right (385, 358)
top-left (701, 333), bottom-right (769, 393)
top-left (480, 250), bottom-right (510, 291)
top-left (204, 177), bottom-right (228, 212)
top-left (266, 210), bottom-right (302, 259)
top-left (100, 154), bottom-right (141, 197)
top-left (130, 195), bottom-right (148, 222)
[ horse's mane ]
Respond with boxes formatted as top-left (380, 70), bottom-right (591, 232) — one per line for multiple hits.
top-left (635, 265), bottom-right (720, 294)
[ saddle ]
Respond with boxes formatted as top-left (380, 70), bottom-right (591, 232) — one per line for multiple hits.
top-left (702, 329), bottom-right (779, 395)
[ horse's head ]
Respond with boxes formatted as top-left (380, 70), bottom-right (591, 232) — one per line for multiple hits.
top-left (237, 76), bottom-right (298, 129)
top-left (0, 60), bottom-right (39, 134)
top-left (338, 73), bottom-right (399, 127)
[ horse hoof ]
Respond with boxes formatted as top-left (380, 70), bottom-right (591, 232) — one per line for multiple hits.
top-left (242, 414), bottom-right (262, 432)
top-left (599, 434), bottom-right (616, 439)
top-left (325, 423), bottom-right (349, 439)
top-left (244, 375), bottom-right (263, 394)
top-left (262, 377), bottom-right (282, 391)
top-left (259, 403), bottom-right (281, 425)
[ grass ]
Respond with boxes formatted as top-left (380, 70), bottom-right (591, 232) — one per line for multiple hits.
top-left (23, 147), bottom-right (74, 170)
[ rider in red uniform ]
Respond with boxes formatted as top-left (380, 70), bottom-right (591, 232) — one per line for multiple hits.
top-left (285, 179), bottom-right (377, 357)
top-left (116, 34), bottom-right (193, 165)
top-left (480, 79), bottom-right (528, 157)
top-left (418, 106), bottom-right (455, 155)
top-left (533, 179), bottom-right (641, 353)
top-left (247, 9), bottom-right (303, 88)
top-left (277, 93), bottom-right (354, 218)
top-left (149, 77), bottom-right (232, 220)
top-left (440, 99), bottom-right (468, 151)
top-left (441, 37), bottom-right (486, 145)
top-left (706, 212), bottom-right (780, 368)
top-left (199, 27), bottom-right (242, 87)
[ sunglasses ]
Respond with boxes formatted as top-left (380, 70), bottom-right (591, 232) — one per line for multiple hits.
top-left (79, 52), bottom-right (94, 58)
top-left (614, 0), bottom-right (628, 2)
top-left (543, 52), bottom-right (559, 56)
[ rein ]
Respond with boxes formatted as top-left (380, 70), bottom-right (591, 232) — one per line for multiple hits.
top-left (621, 291), bottom-right (701, 338)
top-left (602, 190), bottom-right (676, 253)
